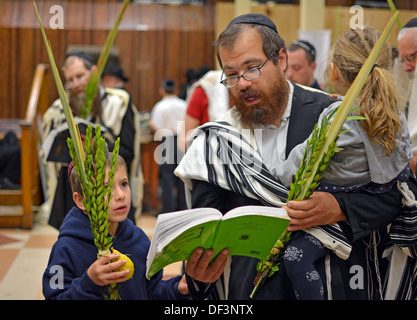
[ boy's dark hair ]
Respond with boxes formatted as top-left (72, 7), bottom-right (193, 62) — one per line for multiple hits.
top-left (69, 153), bottom-right (127, 196)
top-left (162, 79), bottom-right (177, 94)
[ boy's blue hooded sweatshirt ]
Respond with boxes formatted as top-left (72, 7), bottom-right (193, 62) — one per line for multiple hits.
top-left (43, 207), bottom-right (187, 300)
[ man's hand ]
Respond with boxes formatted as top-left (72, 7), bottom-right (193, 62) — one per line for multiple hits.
top-left (184, 248), bottom-right (229, 283)
top-left (283, 191), bottom-right (347, 232)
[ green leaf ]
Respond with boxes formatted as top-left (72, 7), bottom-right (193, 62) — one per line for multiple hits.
top-left (81, 0), bottom-right (130, 118)
top-left (33, 1), bottom-right (88, 189)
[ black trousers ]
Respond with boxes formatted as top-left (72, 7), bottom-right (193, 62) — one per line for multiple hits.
top-left (0, 131), bottom-right (21, 183)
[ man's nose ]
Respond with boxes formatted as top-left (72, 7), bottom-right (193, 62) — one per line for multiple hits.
top-left (285, 69), bottom-right (293, 81)
top-left (403, 62), bottom-right (416, 73)
top-left (236, 76), bottom-right (253, 90)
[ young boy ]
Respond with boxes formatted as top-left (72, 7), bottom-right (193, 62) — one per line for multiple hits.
top-left (42, 153), bottom-right (189, 299)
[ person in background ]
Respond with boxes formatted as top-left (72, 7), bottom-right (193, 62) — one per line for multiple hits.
top-left (179, 70), bottom-right (231, 152)
top-left (150, 79), bottom-right (187, 213)
top-left (286, 39), bottom-right (324, 91)
top-left (397, 18), bottom-right (417, 174)
top-left (101, 64), bottom-right (129, 90)
top-left (178, 68), bottom-right (198, 101)
top-left (0, 131), bottom-right (21, 190)
top-left (42, 51), bottom-right (141, 229)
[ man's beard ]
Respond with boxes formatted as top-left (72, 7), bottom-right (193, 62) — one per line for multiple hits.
top-left (68, 89), bottom-right (103, 119)
top-left (393, 60), bottom-right (416, 112)
top-left (232, 75), bottom-right (289, 129)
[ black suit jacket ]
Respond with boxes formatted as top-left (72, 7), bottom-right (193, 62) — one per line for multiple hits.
top-left (286, 83), bottom-right (334, 157)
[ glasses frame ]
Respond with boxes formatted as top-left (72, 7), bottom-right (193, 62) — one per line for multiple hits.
top-left (400, 50), bottom-right (417, 64)
top-left (220, 50), bottom-right (277, 88)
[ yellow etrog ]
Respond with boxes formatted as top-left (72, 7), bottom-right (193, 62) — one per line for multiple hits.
top-left (111, 248), bottom-right (134, 280)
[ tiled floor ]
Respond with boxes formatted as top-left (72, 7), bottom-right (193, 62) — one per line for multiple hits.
top-left (0, 213), bottom-right (182, 300)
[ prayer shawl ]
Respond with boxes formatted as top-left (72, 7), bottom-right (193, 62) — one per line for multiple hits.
top-left (186, 70), bottom-right (230, 122)
top-left (383, 181), bottom-right (417, 300)
top-left (175, 112), bottom-right (352, 260)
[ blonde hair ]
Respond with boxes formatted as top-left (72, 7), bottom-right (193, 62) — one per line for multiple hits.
top-left (328, 26), bottom-right (401, 155)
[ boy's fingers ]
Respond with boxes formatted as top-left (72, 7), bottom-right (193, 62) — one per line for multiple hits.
top-left (98, 253), bottom-right (120, 264)
top-left (104, 259), bottom-right (127, 273)
top-left (107, 269), bottom-right (130, 283)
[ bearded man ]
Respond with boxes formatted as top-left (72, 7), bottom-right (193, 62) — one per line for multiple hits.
top-left (42, 52), bottom-right (141, 229)
top-left (176, 14), bottom-right (411, 300)
top-left (397, 18), bottom-right (417, 174)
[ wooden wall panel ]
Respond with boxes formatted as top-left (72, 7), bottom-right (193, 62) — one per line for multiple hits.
top-left (0, 0), bottom-right (216, 119)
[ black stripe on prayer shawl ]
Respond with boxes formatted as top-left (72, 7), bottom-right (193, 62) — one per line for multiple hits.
top-left (390, 205), bottom-right (417, 252)
top-left (309, 224), bottom-right (351, 249)
top-left (214, 122), bottom-right (289, 200)
top-left (201, 122), bottom-right (288, 203)
top-left (386, 256), bottom-right (417, 300)
top-left (205, 129), bottom-right (218, 187)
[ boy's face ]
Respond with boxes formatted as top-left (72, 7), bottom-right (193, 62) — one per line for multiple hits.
top-left (107, 165), bottom-right (131, 223)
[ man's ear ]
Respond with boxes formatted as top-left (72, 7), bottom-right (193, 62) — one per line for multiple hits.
top-left (73, 192), bottom-right (86, 211)
top-left (278, 48), bottom-right (288, 72)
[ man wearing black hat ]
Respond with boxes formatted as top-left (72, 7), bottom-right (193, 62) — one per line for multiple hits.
top-left (42, 52), bottom-right (142, 229)
top-left (180, 13), bottom-right (411, 300)
top-left (101, 64), bottom-right (129, 89)
top-left (286, 40), bottom-right (324, 91)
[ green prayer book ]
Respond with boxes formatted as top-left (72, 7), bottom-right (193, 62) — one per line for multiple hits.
top-left (146, 205), bottom-right (290, 279)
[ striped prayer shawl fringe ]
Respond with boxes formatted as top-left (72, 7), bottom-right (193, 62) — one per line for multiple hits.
top-left (178, 121), bottom-right (352, 260)
top-left (383, 181), bottom-right (417, 299)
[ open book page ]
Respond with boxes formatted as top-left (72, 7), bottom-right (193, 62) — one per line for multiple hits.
top-left (224, 205), bottom-right (289, 219)
top-left (146, 205), bottom-right (290, 279)
top-left (146, 207), bottom-right (222, 279)
top-left (213, 206), bottom-right (290, 259)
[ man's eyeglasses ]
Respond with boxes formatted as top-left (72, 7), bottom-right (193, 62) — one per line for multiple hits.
top-left (220, 50), bottom-right (277, 88)
top-left (400, 50), bottom-right (417, 64)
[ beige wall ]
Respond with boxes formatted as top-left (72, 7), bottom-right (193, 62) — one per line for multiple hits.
top-left (215, 2), bottom-right (417, 48)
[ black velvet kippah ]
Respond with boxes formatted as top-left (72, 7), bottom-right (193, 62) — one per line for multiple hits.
top-left (403, 18), bottom-right (417, 28)
top-left (65, 51), bottom-right (94, 64)
top-left (292, 40), bottom-right (316, 60)
top-left (227, 13), bottom-right (278, 34)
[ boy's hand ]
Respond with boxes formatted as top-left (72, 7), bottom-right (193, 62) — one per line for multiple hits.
top-left (184, 248), bottom-right (229, 283)
top-left (177, 275), bottom-right (189, 295)
top-left (87, 253), bottom-right (130, 286)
